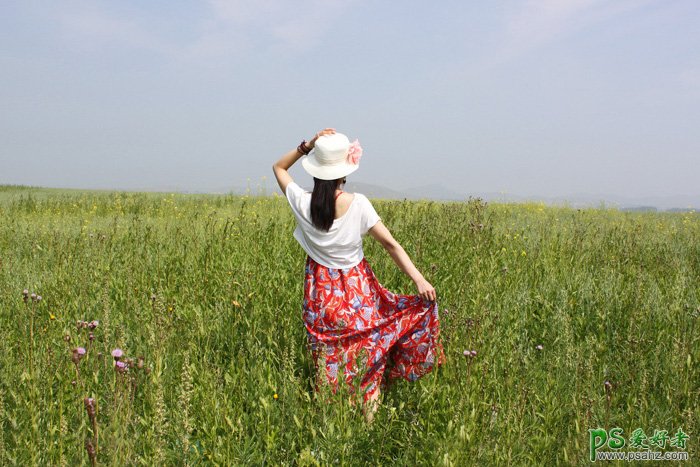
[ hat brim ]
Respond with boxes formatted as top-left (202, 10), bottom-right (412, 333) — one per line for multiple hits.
top-left (301, 154), bottom-right (360, 180)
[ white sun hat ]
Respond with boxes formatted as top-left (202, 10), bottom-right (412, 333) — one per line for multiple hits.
top-left (301, 132), bottom-right (362, 181)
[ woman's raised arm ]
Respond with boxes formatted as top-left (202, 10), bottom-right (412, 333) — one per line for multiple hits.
top-left (272, 128), bottom-right (336, 194)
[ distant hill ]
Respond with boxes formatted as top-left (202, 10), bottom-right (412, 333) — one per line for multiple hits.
top-left (620, 206), bottom-right (658, 212)
top-left (402, 184), bottom-right (466, 201)
top-left (432, 190), bottom-right (698, 212)
top-left (5, 182), bottom-right (696, 212)
top-left (665, 207), bottom-right (698, 213)
top-left (344, 182), bottom-right (407, 200)
top-left (338, 183), bottom-right (699, 212)
top-left (345, 183), bottom-right (467, 201)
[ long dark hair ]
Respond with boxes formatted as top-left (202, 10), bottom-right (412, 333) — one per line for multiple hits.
top-left (310, 177), bottom-right (344, 231)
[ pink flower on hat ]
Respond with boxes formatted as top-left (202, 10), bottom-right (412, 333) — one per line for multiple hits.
top-left (346, 139), bottom-right (362, 165)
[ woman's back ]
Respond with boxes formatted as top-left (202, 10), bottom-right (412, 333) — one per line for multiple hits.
top-left (334, 191), bottom-right (354, 219)
top-left (285, 181), bottom-right (381, 269)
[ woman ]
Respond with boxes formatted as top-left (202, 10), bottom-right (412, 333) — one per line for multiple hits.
top-left (272, 128), bottom-right (446, 422)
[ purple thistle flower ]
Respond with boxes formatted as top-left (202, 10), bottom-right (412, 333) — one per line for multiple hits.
top-left (470, 350), bottom-right (477, 357)
top-left (115, 360), bottom-right (128, 373)
top-left (71, 348), bottom-right (85, 364)
top-left (463, 350), bottom-right (470, 357)
top-left (111, 348), bottom-right (123, 360)
top-left (88, 320), bottom-right (99, 330)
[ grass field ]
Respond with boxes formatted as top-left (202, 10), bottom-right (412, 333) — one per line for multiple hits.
top-left (0, 184), bottom-right (698, 465)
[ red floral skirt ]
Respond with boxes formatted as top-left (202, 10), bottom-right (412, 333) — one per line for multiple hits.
top-left (302, 256), bottom-right (446, 403)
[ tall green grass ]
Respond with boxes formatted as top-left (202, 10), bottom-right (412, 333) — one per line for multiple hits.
top-left (0, 186), bottom-right (697, 465)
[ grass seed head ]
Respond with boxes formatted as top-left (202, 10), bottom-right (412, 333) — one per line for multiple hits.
top-left (85, 438), bottom-right (97, 466)
top-left (83, 397), bottom-right (96, 419)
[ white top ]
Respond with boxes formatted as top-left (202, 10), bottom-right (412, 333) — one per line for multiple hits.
top-left (285, 181), bottom-right (381, 269)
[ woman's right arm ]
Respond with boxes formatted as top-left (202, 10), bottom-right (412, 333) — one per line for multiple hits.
top-left (368, 221), bottom-right (437, 302)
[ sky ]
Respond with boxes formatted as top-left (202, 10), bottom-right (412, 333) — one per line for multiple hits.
top-left (1, 0), bottom-right (699, 204)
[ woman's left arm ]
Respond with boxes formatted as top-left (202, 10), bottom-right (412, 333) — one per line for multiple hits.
top-left (272, 128), bottom-right (336, 194)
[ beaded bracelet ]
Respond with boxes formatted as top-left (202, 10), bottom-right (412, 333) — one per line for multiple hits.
top-left (297, 140), bottom-right (311, 155)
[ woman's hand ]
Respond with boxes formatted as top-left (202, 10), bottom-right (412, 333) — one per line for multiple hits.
top-left (415, 278), bottom-right (437, 302)
top-left (308, 128), bottom-right (336, 149)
